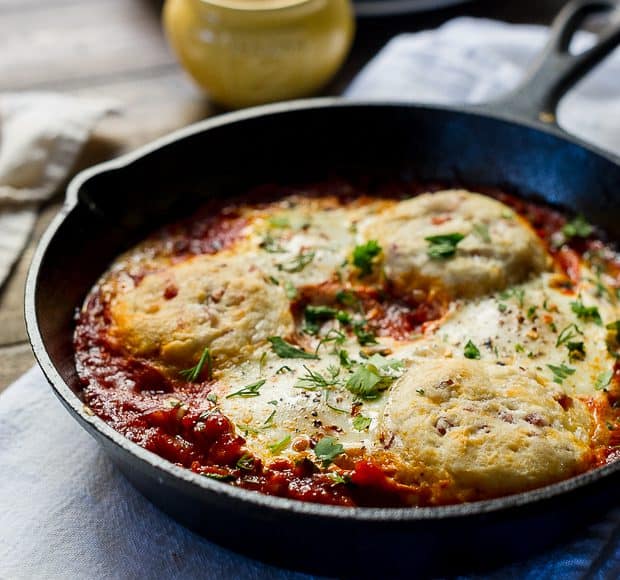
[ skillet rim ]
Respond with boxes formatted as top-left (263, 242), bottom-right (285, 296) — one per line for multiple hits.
top-left (25, 97), bottom-right (620, 523)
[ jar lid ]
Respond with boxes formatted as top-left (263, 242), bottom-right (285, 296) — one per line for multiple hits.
top-left (203, 0), bottom-right (311, 10)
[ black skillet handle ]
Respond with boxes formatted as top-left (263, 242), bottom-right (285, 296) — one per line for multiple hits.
top-left (481, 0), bottom-right (620, 129)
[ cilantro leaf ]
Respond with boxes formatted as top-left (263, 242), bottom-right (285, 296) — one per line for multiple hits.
top-left (547, 363), bottom-right (576, 384)
top-left (346, 365), bottom-right (382, 399)
top-left (595, 370), bottom-right (613, 391)
top-left (563, 215), bottom-right (593, 240)
top-left (464, 340), bottom-right (481, 360)
top-left (425, 233), bottom-right (465, 259)
top-left (352, 241), bottom-right (382, 277)
top-left (571, 299), bottom-right (603, 326)
top-left (314, 436), bottom-right (344, 467)
top-left (352, 415), bottom-right (372, 431)
top-left (268, 337), bottom-right (319, 359)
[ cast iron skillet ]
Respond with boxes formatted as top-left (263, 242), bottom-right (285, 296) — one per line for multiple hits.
top-left (25, 1), bottom-right (620, 576)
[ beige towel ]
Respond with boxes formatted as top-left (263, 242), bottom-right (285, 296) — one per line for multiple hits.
top-left (0, 92), bottom-right (115, 285)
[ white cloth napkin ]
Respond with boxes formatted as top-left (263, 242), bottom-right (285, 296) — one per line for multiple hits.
top-left (2, 18), bottom-right (620, 580)
top-left (346, 18), bottom-right (620, 155)
top-left (0, 93), bottom-right (113, 287)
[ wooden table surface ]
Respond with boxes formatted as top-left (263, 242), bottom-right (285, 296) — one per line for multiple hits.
top-left (0, 0), bottom-right (568, 391)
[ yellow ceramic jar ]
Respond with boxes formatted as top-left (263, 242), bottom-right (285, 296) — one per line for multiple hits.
top-left (163, 0), bottom-right (355, 109)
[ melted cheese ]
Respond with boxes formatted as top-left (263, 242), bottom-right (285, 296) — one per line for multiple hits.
top-left (109, 252), bottom-right (294, 373)
top-left (89, 189), bottom-right (620, 500)
top-left (361, 190), bottom-right (551, 298)
top-left (379, 359), bottom-right (592, 500)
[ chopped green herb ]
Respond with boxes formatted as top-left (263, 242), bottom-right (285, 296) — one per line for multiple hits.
top-left (571, 299), bottom-right (602, 325)
top-left (464, 340), bottom-right (481, 360)
top-left (268, 336), bottom-right (319, 359)
top-left (259, 234), bottom-right (286, 253)
top-left (295, 365), bottom-right (341, 391)
top-left (473, 223), bottom-right (491, 243)
top-left (314, 436), bottom-right (344, 467)
top-left (315, 329), bottom-right (347, 353)
top-left (498, 303), bottom-right (508, 313)
top-left (515, 343), bottom-right (525, 353)
top-left (263, 409), bottom-right (276, 427)
top-left (327, 472), bottom-right (350, 485)
top-left (284, 280), bottom-right (298, 300)
top-left (179, 347), bottom-right (212, 382)
top-left (346, 365), bottom-right (382, 399)
top-left (352, 240), bottom-right (382, 276)
top-left (336, 290), bottom-right (359, 308)
top-left (206, 392), bottom-right (218, 404)
top-left (236, 453), bottom-right (255, 471)
top-left (277, 250), bottom-right (315, 273)
top-left (547, 363), bottom-right (576, 384)
top-left (204, 473), bottom-right (235, 482)
top-left (344, 358), bottom-right (403, 400)
top-left (527, 306), bottom-right (538, 320)
top-left (563, 215), bottom-right (593, 240)
top-left (267, 275), bottom-right (280, 286)
top-left (353, 321), bottom-right (377, 346)
top-left (352, 415), bottom-right (372, 431)
top-left (339, 349), bottom-right (352, 368)
top-left (305, 305), bottom-right (338, 320)
top-left (268, 435), bottom-right (291, 455)
top-left (269, 215), bottom-right (290, 228)
top-left (275, 365), bottom-right (293, 374)
top-left (607, 321), bottom-right (620, 333)
top-left (567, 341), bottom-right (586, 362)
top-left (324, 393), bottom-right (349, 415)
top-left (425, 233), bottom-right (465, 259)
top-left (259, 351), bottom-right (268, 375)
top-left (556, 323), bottom-right (583, 347)
top-left (304, 305), bottom-right (351, 335)
top-left (416, 388), bottom-right (425, 395)
top-left (589, 272), bottom-right (611, 299)
top-left (366, 354), bottom-right (405, 374)
top-left (226, 379), bottom-right (266, 399)
top-left (499, 287), bottom-right (525, 307)
top-left (595, 370), bottom-right (613, 391)
top-left (236, 423), bottom-right (259, 435)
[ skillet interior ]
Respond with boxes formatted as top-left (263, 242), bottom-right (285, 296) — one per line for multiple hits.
top-left (26, 100), bottom-right (620, 575)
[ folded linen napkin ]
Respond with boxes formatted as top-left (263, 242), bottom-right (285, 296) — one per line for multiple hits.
top-left (2, 18), bottom-right (620, 580)
top-left (0, 93), bottom-right (113, 287)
